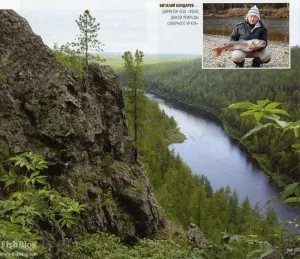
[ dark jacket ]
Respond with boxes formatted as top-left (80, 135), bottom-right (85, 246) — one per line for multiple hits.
top-left (230, 20), bottom-right (268, 51)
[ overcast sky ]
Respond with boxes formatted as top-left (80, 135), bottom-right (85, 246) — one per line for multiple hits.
top-left (1, 0), bottom-right (299, 54)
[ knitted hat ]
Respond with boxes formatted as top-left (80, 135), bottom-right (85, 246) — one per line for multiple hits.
top-left (246, 5), bottom-right (260, 20)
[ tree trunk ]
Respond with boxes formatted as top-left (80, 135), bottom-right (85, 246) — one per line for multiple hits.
top-left (85, 46), bottom-right (88, 69)
top-left (134, 82), bottom-right (137, 162)
top-left (85, 18), bottom-right (88, 70)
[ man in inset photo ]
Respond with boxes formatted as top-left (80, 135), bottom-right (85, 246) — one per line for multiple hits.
top-left (230, 5), bottom-right (271, 68)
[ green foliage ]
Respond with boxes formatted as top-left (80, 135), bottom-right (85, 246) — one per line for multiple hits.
top-left (103, 190), bottom-right (114, 207)
top-left (123, 86), bottom-right (300, 258)
top-left (122, 50), bottom-right (145, 162)
top-left (228, 100), bottom-right (295, 141)
top-left (9, 152), bottom-right (47, 171)
top-left (0, 152), bottom-right (48, 188)
top-left (72, 10), bottom-right (105, 68)
top-left (228, 100), bottom-right (300, 207)
top-left (102, 153), bottom-right (114, 176)
top-left (281, 182), bottom-right (300, 204)
top-left (282, 120), bottom-right (300, 138)
top-left (38, 104), bottom-right (54, 125)
top-left (0, 220), bottom-right (43, 258)
top-left (219, 232), bottom-right (300, 259)
top-left (124, 227), bottom-right (300, 259)
top-left (136, 181), bottom-right (145, 196)
top-left (58, 231), bottom-right (206, 258)
top-left (291, 143), bottom-right (300, 153)
top-left (122, 50), bottom-right (145, 92)
top-left (227, 98), bottom-right (300, 256)
top-left (106, 56), bottom-right (187, 70)
top-left (228, 100), bottom-right (290, 122)
top-left (53, 43), bottom-right (86, 77)
top-left (52, 10), bottom-right (105, 76)
top-left (123, 92), bottom-right (280, 245)
top-left (0, 72), bottom-right (7, 83)
top-left (143, 47), bottom-right (300, 184)
top-left (0, 152), bottom-right (86, 257)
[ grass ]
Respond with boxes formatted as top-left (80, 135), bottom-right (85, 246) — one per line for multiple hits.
top-left (103, 56), bottom-right (193, 70)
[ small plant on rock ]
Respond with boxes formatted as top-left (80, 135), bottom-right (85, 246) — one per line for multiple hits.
top-left (0, 152), bottom-right (86, 257)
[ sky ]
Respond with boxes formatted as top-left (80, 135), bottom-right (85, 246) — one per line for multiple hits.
top-left (0, 0), bottom-right (299, 55)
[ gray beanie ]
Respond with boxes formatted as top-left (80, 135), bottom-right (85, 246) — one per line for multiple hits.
top-left (246, 5), bottom-right (260, 20)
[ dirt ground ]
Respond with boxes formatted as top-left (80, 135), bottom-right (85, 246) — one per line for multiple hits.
top-left (202, 34), bottom-right (290, 69)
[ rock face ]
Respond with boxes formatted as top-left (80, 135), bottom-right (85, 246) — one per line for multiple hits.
top-left (187, 223), bottom-right (207, 247)
top-left (0, 9), bottom-right (162, 246)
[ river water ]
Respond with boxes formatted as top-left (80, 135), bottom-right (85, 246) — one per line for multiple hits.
top-left (148, 93), bottom-right (299, 232)
top-left (203, 17), bottom-right (289, 42)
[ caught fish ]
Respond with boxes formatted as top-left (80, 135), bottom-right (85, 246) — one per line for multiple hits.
top-left (212, 39), bottom-right (266, 56)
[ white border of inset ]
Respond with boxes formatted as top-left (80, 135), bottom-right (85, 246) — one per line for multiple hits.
top-left (202, 0), bottom-right (291, 69)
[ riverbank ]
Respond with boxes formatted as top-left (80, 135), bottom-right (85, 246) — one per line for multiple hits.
top-left (147, 90), bottom-right (222, 122)
top-left (204, 7), bottom-right (289, 18)
top-left (167, 128), bottom-right (187, 144)
top-left (147, 90), bottom-right (290, 187)
top-left (222, 123), bottom-right (290, 186)
top-left (203, 34), bottom-right (290, 68)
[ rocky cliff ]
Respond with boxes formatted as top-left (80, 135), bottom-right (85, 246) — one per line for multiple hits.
top-left (0, 9), bottom-right (162, 249)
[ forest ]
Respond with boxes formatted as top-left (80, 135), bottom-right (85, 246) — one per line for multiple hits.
top-left (121, 90), bottom-right (287, 257)
top-left (136, 47), bottom-right (300, 186)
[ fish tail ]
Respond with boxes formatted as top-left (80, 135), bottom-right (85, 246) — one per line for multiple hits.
top-left (212, 48), bottom-right (222, 57)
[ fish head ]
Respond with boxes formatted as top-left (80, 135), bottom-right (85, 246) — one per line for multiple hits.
top-left (251, 39), bottom-right (266, 48)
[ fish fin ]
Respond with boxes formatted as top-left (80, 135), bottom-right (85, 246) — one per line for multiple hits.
top-left (212, 48), bottom-right (222, 57)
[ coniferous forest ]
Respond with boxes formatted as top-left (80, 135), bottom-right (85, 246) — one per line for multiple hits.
top-left (123, 92), bottom-right (280, 242)
top-left (140, 47), bottom-right (300, 186)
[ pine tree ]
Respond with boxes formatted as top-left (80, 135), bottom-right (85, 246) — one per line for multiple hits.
top-left (240, 196), bottom-right (253, 234)
top-left (73, 10), bottom-right (105, 70)
top-left (122, 50), bottom-right (145, 162)
top-left (229, 190), bottom-right (239, 225)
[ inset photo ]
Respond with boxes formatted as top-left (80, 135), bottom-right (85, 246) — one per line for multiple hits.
top-left (203, 3), bottom-right (289, 69)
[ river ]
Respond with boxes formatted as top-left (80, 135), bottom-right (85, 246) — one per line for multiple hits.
top-left (203, 16), bottom-right (289, 42)
top-left (148, 93), bottom-right (299, 232)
